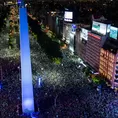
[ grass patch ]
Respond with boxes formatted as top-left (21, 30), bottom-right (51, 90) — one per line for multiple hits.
top-left (52, 57), bottom-right (62, 65)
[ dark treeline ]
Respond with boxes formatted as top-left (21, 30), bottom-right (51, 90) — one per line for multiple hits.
top-left (27, 1), bottom-right (118, 25)
top-left (0, 6), bottom-right (10, 32)
top-left (28, 16), bottom-right (62, 59)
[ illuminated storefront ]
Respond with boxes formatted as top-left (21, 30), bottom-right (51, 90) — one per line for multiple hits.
top-left (75, 28), bottom-right (89, 61)
top-left (63, 23), bottom-right (77, 54)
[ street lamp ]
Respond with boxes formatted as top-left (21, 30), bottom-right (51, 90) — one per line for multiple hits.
top-left (17, 66), bottom-right (21, 81)
top-left (0, 66), bottom-right (3, 91)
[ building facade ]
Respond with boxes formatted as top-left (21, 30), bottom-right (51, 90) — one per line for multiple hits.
top-left (75, 28), bottom-right (88, 61)
top-left (85, 32), bottom-right (102, 71)
top-left (63, 23), bottom-right (77, 54)
top-left (99, 48), bottom-right (118, 88)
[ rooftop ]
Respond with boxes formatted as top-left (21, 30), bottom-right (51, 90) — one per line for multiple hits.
top-left (102, 38), bottom-right (118, 54)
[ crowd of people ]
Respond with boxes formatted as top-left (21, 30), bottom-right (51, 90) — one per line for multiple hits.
top-left (0, 58), bottom-right (21, 118)
top-left (0, 7), bottom-right (118, 118)
top-left (0, 13), bottom-right (21, 117)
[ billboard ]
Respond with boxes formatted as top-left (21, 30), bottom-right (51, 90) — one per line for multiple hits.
top-left (92, 21), bottom-right (107, 35)
top-left (71, 24), bottom-right (77, 32)
top-left (80, 28), bottom-right (88, 41)
top-left (64, 11), bottom-right (73, 22)
top-left (110, 26), bottom-right (118, 40)
top-left (17, 0), bottom-right (21, 4)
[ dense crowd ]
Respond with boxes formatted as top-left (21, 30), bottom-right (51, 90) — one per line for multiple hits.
top-left (0, 12), bottom-right (118, 118)
top-left (0, 58), bottom-right (21, 118)
top-left (0, 15), bottom-right (21, 118)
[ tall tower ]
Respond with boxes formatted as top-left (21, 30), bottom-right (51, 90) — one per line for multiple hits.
top-left (19, 0), bottom-right (34, 114)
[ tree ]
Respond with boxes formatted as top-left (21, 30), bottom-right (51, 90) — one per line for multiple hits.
top-left (92, 76), bottom-right (100, 85)
top-left (85, 67), bottom-right (91, 77)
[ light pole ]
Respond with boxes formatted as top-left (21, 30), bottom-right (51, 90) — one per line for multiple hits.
top-left (17, 66), bottom-right (21, 81)
top-left (0, 66), bottom-right (3, 90)
top-left (0, 66), bottom-right (3, 81)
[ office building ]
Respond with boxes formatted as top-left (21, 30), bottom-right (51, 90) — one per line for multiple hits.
top-left (75, 27), bottom-right (89, 61)
top-left (99, 39), bottom-right (118, 88)
top-left (85, 32), bottom-right (102, 71)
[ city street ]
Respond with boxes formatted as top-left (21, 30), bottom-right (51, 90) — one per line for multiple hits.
top-left (28, 14), bottom-right (118, 117)
top-left (0, 6), bottom-right (118, 118)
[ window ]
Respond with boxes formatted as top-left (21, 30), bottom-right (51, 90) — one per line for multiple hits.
top-left (116, 70), bottom-right (118, 74)
top-left (116, 66), bottom-right (118, 70)
top-left (115, 75), bottom-right (118, 78)
top-left (114, 79), bottom-right (118, 83)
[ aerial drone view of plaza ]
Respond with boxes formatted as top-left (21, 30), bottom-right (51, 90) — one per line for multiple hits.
top-left (0, 0), bottom-right (118, 118)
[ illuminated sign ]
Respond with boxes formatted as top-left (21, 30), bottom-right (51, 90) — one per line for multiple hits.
top-left (17, 0), bottom-right (21, 4)
top-left (64, 11), bottom-right (73, 22)
top-left (72, 24), bottom-right (77, 32)
top-left (92, 21), bottom-right (107, 35)
top-left (88, 32), bottom-right (101, 40)
top-left (80, 28), bottom-right (88, 40)
top-left (110, 26), bottom-right (118, 40)
top-left (64, 19), bottom-right (72, 22)
top-left (107, 24), bottom-right (111, 33)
